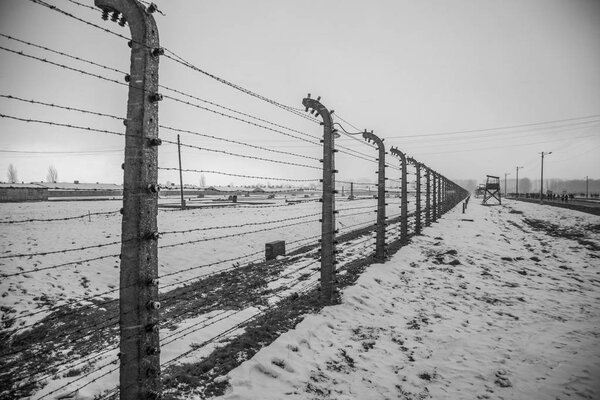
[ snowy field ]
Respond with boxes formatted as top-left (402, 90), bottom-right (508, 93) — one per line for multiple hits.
top-left (213, 199), bottom-right (600, 400)
top-left (0, 193), bottom-right (415, 399)
top-left (0, 194), bottom-right (413, 328)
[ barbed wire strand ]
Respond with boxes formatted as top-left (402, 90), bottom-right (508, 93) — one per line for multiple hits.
top-left (161, 138), bottom-right (320, 170)
top-left (0, 209), bottom-right (120, 224)
top-left (158, 167), bottom-right (318, 183)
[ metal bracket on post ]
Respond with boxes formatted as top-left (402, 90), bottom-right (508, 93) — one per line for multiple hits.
top-left (363, 130), bottom-right (386, 261)
top-left (94, 0), bottom-right (160, 398)
top-left (390, 147), bottom-right (408, 243)
top-left (303, 94), bottom-right (336, 305)
top-left (408, 157), bottom-right (421, 234)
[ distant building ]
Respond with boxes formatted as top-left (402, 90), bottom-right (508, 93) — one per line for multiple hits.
top-left (36, 182), bottom-right (123, 198)
top-left (0, 181), bottom-right (123, 202)
top-left (0, 183), bottom-right (48, 202)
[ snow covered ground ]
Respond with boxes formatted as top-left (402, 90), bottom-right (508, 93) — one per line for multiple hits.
top-left (213, 199), bottom-right (600, 400)
top-left (1, 194), bottom-right (408, 328)
top-left (0, 193), bottom-right (413, 399)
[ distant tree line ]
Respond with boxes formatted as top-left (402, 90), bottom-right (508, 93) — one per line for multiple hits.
top-left (4, 164), bottom-right (58, 184)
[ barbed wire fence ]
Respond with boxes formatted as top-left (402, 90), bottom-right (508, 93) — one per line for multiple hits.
top-left (0, 0), bottom-right (469, 399)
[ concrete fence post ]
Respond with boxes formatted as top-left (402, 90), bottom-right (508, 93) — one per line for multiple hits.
top-left (432, 171), bottom-right (437, 222)
top-left (390, 147), bottom-right (408, 243)
top-left (425, 167), bottom-right (431, 226)
top-left (362, 130), bottom-right (386, 261)
top-left (408, 158), bottom-right (421, 234)
top-left (441, 177), bottom-right (446, 215)
top-left (438, 175), bottom-right (442, 216)
top-left (177, 134), bottom-right (185, 209)
top-left (303, 94), bottom-right (337, 305)
top-left (94, 0), bottom-right (161, 398)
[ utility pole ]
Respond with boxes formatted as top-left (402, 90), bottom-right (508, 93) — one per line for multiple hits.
top-left (540, 151), bottom-right (552, 204)
top-left (94, 0), bottom-right (161, 398)
top-left (515, 166), bottom-right (523, 197)
top-left (303, 94), bottom-right (337, 305)
top-left (504, 172), bottom-right (510, 198)
top-left (177, 134), bottom-right (185, 209)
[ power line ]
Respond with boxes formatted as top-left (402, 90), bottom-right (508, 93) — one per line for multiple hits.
top-left (386, 114), bottom-right (600, 139)
top-left (411, 132), bottom-right (599, 156)
top-left (394, 119), bottom-right (600, 149)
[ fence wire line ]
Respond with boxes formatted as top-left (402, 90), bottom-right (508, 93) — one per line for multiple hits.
top-left (0, 45), bottom-right (324, 150)
top-left (161, 138), bottom-right (320, 170)
top-left (158, 218), bottom-right (320, 250)
top-left (158, 167), bottom-right (319, 183)
top-left (20, 1), bottom-right (440, 171)
top-left (159, 124), bottom-right (320, 162)
top-left (0, 239), bottom-right (123, 259)
top-left (27, 0), bottom-right (319, 128)
top-left (1, 253), bottom-right (119, 278)
top-left (1, 44), bottom-right (407, 170)
top-left (159, 212), bottom-right (321, 235)
top-left (3, 231), bottom-right (320, 336)
top-left (0, 32), bottom-right (322, 146)
top-left (0, 209), bottom-right (120, 224)
top-left (0, 94), bottom-right (318, 163)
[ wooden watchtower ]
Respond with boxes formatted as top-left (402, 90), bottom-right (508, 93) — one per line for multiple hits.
top-left (482, 175), bottom-right (501, 205)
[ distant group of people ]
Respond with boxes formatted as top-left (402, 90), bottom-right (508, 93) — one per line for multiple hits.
top-left (515, 192), bottom-right (600, 201)
top-left (546, 193), bottom-right (575, 202)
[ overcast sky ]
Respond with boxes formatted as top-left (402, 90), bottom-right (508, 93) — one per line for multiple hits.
top-left (1, 0), bottom-right (599, 186)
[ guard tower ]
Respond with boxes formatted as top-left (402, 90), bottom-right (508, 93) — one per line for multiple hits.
top-left (482, 175), bottom-right (501, 205)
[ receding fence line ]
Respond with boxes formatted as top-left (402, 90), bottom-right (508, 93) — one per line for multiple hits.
top-left (2, 2), bottom-right (470, 398)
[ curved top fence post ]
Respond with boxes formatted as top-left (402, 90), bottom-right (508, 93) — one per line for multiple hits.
top-left (390, 146), bottom-right (408, 243)
top-left (94, 0), bottom-right (161, 398)
top-left (363, 130), bottom-right (386, 261)
top-left (407, 157), bottom-right (422, 234)
top-left (303, 94), bottom-right (337, 305)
